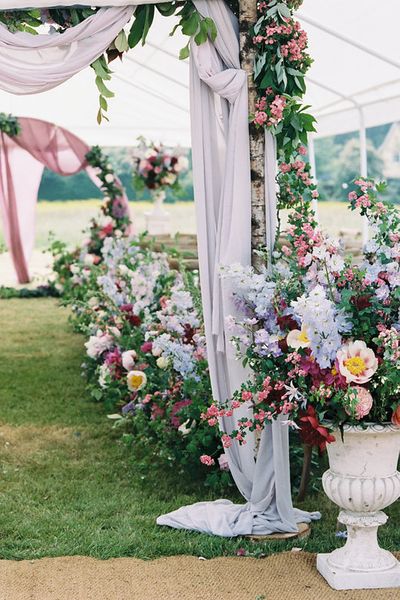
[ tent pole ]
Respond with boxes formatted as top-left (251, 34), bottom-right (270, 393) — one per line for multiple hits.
top-left (239, 0), bottom-right (266, 271)
top-left (358, 108), bottom-right (369, 246)
top-left (308, 135), bottom-right (319, 220)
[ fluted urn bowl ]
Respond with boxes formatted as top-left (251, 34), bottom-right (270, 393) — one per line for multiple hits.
top-left (317, 423), bottom-right (400, 590)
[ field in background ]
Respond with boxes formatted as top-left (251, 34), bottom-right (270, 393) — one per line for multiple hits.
top-left (1, 200), bottom-right (366, 252)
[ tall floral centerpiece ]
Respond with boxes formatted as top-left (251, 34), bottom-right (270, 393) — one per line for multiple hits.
top-left (133, 139), bottom-right (189, 234)
top-left (204, 177), bottom-right (400, 589)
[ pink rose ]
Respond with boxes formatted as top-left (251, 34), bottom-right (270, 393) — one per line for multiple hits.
top-left (200, 455), bottom-right (215, 467)
top-left (392, 405), bottom-right (400, 427)
top-left (345, 386), bottom-right (373, 420)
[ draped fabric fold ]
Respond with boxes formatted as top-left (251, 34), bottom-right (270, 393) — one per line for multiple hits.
top-left (0, 7), bottom-right (134, 94)
top-left (157, 0), bottom-right (320, 537)
top-left (0, 117), bottom-right (129, 283)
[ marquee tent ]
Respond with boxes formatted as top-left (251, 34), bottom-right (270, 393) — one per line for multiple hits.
top-left (0, 0), bottom-right (399, 148)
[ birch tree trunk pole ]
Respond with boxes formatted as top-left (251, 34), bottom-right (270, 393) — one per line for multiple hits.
top-left (239, 0), bottom-right (266, 272)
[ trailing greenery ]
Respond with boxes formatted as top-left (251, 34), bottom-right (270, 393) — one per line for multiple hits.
top-left (0, 3), bottom-right (219, 122)
top-left (251, 0), bottom-right (316, 161)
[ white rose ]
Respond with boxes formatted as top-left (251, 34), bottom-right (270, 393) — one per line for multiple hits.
top-left (105, 173), bottom-right (114, 183)
top-left (156, 356), bottom-right (170, 369)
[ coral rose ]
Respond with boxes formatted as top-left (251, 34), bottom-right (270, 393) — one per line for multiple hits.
top-left (337, 340), bottom-right (378, 384)
top-left (391, 405), bottom-right (400, 427)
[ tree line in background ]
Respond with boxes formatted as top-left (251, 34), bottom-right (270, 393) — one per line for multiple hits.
top-left (38, 123), bottom-right (400, 203)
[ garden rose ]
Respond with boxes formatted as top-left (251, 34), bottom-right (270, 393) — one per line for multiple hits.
top-left (337, 340), bottom-right (378, 384)
top-left (156, 356), bottom-right (170, 369)
top-left (345, 386), bottom-right (373, 420)
top-left (200, 455), bottom-right (215, 467)
top-left (391, 405), bottom-right (400, 427)
top-left (127, 370), bottom-right (147, 391)
top-left (121, 350), bottom-right (137, 371)
top-left (287, 326), bottom-right (310, 350)
top-left (85, 331), bottom-right (113, 359)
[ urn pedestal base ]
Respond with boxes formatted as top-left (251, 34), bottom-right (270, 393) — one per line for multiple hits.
top-left (317, 554), bottom-right (400, 590)
top-left (144, 210), bottom-right (171, 235)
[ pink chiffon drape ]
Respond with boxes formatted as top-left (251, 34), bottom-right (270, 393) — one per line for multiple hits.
top-left (0, 117), bottom-right (129, 283)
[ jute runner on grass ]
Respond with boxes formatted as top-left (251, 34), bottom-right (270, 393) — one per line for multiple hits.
top-left (0, 552), bottom-right (399, 600)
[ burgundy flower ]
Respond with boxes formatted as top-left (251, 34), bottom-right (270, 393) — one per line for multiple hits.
top-left (350, 294), bottom-right (372, 311)
top-left (170, 399), bottom-right (192, 428)
top-left (140, 342), bottom-right (153, 354)
top-left (277, 314), bottom-right (298, 331)
top-left (299, 406), bottom-right (335, 452)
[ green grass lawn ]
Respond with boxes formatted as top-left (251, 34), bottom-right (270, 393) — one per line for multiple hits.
top-left (0, 298), bottom-right (399, 560)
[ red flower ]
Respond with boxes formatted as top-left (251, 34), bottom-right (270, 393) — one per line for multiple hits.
top-left (299, 406), bottom-right (335, 452)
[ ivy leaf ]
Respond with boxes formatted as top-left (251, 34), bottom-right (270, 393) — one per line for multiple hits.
top-left (181, 11), bottom-right (200, 36)
top-left (179, 42), bottom-right (190, 60)
top-left (95, 76), bottom-right (114, 99)
top-left (114, 30), bottom-right (128, 53)
top-left (204, 17), bottom-right (217, 42)
top-left (99, 95), bottom-right (108, 111)
top-left (156, 2), bottom-right (176, 17)
top-left (194, 19), bottom-right (209, 45)
top-left (128, 5), bottom-right (154, 48)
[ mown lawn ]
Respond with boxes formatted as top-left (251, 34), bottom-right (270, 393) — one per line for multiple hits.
top-left (0, 298), bottom-right (399, 560)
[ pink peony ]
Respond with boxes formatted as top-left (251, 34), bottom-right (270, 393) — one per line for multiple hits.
top-left (345, 386), bottom-right (373, 420)
top-left (337, 340), bottom-right (378, 384)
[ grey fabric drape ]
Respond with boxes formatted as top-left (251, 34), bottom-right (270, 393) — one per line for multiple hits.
top-left (157, 0), bottom-right (320, 536)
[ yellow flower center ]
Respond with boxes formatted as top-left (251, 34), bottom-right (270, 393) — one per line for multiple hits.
top-left (344, 356), bottom-right (366, 376)
top-left (298, 329), bottom-right (310, 344)
top-left (331, 367), bottom-right (338, 376)
top-left (129, 375), bottom-right (143, 389)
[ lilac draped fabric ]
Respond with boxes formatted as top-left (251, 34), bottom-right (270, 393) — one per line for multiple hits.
top-left (0, 117), bottom-right (129, 283)
top-left (157, 0), bottom-right (320, 537)
top-left (0, 7), bottom-right (134, 95)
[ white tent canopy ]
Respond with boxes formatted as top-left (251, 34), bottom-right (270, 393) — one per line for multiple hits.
top-left (0, 0), bottom-right (399, 145)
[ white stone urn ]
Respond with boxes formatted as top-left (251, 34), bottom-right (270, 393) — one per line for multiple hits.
top-left (317, 423), bottom-right (400, 590)
top-left (144, 189), bottom-right (171, 235)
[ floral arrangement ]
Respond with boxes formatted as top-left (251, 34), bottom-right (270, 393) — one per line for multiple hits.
top-left (133, 139), bottom-right (189, 193)
top-left (50, 146), bottom-right (131, 297)
top-left (201, 179), bottom-right (400, 455)
top-left (251, 0), bottom-right (316, 160)
top-left (51, 233), bottom-right (231, 490)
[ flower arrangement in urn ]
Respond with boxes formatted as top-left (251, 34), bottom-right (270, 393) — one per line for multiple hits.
top-left (204, 175), bottom-right (400, 589)
top-left (133, 137), bottom-right (189, 207)
top-left (203, 177), bottom-right (399, 446)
